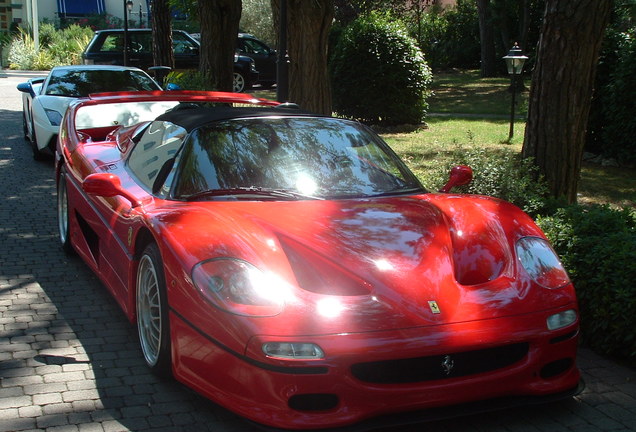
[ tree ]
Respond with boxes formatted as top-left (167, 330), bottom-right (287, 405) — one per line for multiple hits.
top-left (272, 0), bottom-right (334, 115)
top-left (197, 0), bottom-right (242, 91)
top-left (522, 0), bottom-right (613, 204)
top-left (476, 0), bottom-right (498, 77)
top-left (151, 0), bottom-right (175, 69)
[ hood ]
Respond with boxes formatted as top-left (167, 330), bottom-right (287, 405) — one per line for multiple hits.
top-left (37, 95), bottom-right (75, 114)
top-left (156, 194), bottom-right (575, 335)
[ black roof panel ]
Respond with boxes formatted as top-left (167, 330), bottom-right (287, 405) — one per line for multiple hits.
top-left (154, 104), bottom-right (318, 132)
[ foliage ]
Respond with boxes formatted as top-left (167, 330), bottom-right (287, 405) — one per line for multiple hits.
top-left (241, 0), bottom-right (276, 46)
top-left (7, 28), bottom-right (36, 70)
top-left (7, 24), bottom-right (93, 70)
top-left (330, 12), bottom-right (432, 126)
top-left (64, 13), bottom-right (123, 30)
top-left (537, 205), bottom-right (636, 362)
top-left (587, 0), bottom-right (636, 165)
top-left (423, 143), bottom-right (549, 215)
top-left (165, 70), bottom-right (216, 90)
top-left (413, 0), bottom-right (480, 70)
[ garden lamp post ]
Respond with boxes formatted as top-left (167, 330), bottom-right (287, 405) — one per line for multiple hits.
top-left (123, 0), bottom-right (134, 66)
top-left (503, 43), bottom-right (528, 140)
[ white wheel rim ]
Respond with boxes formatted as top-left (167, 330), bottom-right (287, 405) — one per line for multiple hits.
top-left (137, 254), bottom-right (162, 366)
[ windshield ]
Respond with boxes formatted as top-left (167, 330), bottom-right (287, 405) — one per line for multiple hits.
top-left (172, 117), bottom-right (424, 200)
top-left (45, 69), bottom-right (160, 97)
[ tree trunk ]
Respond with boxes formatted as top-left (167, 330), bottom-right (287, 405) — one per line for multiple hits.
top-left (198, 0), bottom-right (242, 91)
top-left (272, 0), bottom-right (334, 115)
top-left (151, 0), bottom-right (174, 69)
top-left (522, 0), bottom-right (612, 204)
top-left (476, 0), bottom-right (498, 77)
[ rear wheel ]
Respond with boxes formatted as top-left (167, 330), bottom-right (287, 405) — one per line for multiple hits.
top-left (136, 242), bottom-right (172, 377)
top-left (57, 168), bottom-right (74, 255)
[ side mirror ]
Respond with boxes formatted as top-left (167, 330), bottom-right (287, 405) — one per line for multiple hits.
top-left (16, 82), bottom-right (34, 96)
top-left (82, 173), bottom-right (141, 207)
top-left (439, 165), bottom-right (473, 193)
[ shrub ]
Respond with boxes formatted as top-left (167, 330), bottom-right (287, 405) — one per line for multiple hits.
top-left (330, 12), bottom-right (433, 126)
top-left (407, 0), bottom-right (480, 70)
top-left (8, 24), bottom-right (93, 69)
top-left (422, 144), bottom-right (549, 216)
top-left (165, 70), bottom-right (216, 91)
top-left (8, 28), bottom-right (36, 70)
top-left (586, 1), bottom-right (636, 165)
top-left (537, 205), bottom-right (636, 362)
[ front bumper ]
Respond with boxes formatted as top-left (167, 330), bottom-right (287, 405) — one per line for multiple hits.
top-left (170, 305), bottom-right (581, 430)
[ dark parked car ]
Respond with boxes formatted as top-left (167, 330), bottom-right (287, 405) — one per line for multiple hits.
top-left (237, 33), bottom-right (277, 88)
top-left (82, 29), bottom-right (258, 92)
top-left (190, 32), bottom-right (277, 88)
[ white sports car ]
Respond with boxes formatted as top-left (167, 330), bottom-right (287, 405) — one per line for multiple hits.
top-left (17, 65), bottom-right (162, 160)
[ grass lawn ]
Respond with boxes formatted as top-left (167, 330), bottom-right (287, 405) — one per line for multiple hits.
top-left (395, 70), bottom-right (635, 208)
top-left (427, 69), bottom-right (529, 116)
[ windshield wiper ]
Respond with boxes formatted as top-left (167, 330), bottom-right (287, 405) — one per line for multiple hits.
top-left (367, 186), bottom-right (427, 198)
top-left (185, 187), bottom-right (322, 201)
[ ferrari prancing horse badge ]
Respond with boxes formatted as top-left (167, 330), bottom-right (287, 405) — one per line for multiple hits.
top-left (428, 300), bottom-right (441, 314)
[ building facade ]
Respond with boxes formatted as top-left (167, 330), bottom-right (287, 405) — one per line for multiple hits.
top-left (8, 0), bottom-right (149, 29)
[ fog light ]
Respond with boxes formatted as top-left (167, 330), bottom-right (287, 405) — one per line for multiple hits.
top-left (263, 342), bottom-right (325, 359)
top-left (547, 309), bottom-right (577, 330)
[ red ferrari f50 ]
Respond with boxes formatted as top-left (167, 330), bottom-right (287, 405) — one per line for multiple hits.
top-left (55, 91), bottom-right (581, 430)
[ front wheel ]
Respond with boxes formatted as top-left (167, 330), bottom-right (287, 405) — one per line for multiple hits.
top-left (136, 242), bottom-right (172, 377)
top-left (233, 71), bottom-right (246, 93)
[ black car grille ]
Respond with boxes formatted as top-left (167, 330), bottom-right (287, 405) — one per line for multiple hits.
top-left (351, 342), bottom-right (529, 384)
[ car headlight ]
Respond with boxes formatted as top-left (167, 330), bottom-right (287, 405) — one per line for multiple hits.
top-left (516, 237), bottom-right (570, 289)
top-left (547, 309), bottom-right (577, 330)
top-left (192, 258), bottom-right (289, 316)
top-left (45, 108), bottom-right (63, 126)
top-left (262, 342), bottom-right (325, 360)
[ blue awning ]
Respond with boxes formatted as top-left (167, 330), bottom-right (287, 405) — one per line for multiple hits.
top-left (57, 0), bottom-right (106, 17)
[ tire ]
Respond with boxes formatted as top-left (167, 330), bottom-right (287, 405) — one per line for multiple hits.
top-left (57, 168), bottom-right (74, 255)
top-left (30, 120), bottom-right (47, 161)
top-left (136, 242), bottom-right (172, 377)
top-left (233, 71), bottom-right (246, 93)
top-left (22, 113), bottom-right (29, 139)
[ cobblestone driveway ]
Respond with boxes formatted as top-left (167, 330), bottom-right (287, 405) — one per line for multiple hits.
top-left (1, 71), bottom-right (635, 432)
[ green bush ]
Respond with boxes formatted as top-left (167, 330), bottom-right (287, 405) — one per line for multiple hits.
top-left (423, 144), bottom-right (549, 216)
top-left (165, 70), bottom-right (216, 91)
top-left (586, 1), bottom-right (636, 165)
top-left (537, 205), bottom-right (636, 362)
top-left (413, 0), bottom-right (480, 70)
top-left (330, 12), bottom-right (433, 126)
top-left (8, 24), bottom-right (93, 70)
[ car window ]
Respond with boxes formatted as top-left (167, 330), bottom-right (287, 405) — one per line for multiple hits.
top-left (45, 69), bottom-right (160, 96)
top-left (172, 117), bottom-right (423, 199)
top-left (240, 38), bottom-right (271, 55)
top-left (130, 32), bottom-right (152, 54)
top-left (173, 33), bottom-right (198, 54)
top-left (127, 121), bottom-right (187, 191)
top-left (99, 34), bottom-right (124, 52)
top-left (75, 101), bottom-right (179, 129)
